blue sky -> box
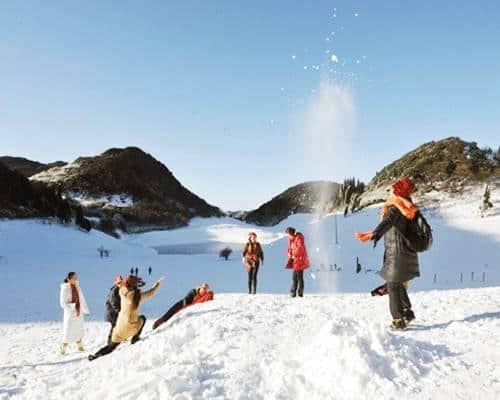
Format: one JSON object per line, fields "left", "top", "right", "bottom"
{"left": 1, "top": 1, "right": 499, "bottom": 210}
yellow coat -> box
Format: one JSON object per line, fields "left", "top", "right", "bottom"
{"left": 111, "top": 283, "right": 159, "bottom": 343}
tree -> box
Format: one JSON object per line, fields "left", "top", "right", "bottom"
{"left": 219, "top": 247, "right": 232, "bottom": 260}
{"left": 481, "top": 185, "right": 493, "bottom": 217}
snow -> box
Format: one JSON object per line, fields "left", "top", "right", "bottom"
{"left": 331, "top": 54, "right": 339, "bottom": 63}
{"left": 0, "top": 190, "right": 499, "bottom": 399}
{"left": 29, "top": 162, "right": 81, "bottom": 182}
{"left": 67, "top": 192, "right": 134, "bottom": 208}
{"left": 1, "top": 290, "right": 500, "bottom": 399}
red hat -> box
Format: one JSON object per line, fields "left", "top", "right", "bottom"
{"left": 114, "top": 274, "right": 124, "bottom": 285}
{"left": 248, "top": 232, "right": 257, "bottom": 237}
{"left": 392, "top": 178, "right": 415, "bottom": 199}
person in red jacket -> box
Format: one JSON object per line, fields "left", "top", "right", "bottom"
{"left": 285, "top": 227, "right": 310, "bottom": 297}
{"left": 152, "top": 283, "right": 214, "bottom": 330}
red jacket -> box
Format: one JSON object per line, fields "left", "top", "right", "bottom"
{"left": 286, "top": 232, "right": 310, "bottom": 271}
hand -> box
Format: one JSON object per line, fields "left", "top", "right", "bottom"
{"left": 155, "top": 276, "right": 165, "bottom": 287}
{"left": 355, "top": 231, "right": 373, "bottom": 243}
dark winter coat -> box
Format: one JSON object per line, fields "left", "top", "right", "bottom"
{"left": 372, "top": 206, "right": 420, "bottom": 283}
{"left": 104, "top": 285, "right": 121, "bottom": 324}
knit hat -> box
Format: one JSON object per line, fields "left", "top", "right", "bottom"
{"left": 392, "top": 178, "right": 415, "bottom": 199}
{"left": 248, "top": 232, "right": 257, "bottom": 238}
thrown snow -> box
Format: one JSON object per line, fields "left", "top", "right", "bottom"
{"left": 331, "top": 54, "right": 339, "bottom": 63}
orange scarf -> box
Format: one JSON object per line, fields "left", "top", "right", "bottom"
{"left": 380, "top": 195, "right": 418, "bottom": 221}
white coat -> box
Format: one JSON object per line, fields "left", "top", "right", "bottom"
{"left": 59, "top": 282, "right": 90, "bottom": 343}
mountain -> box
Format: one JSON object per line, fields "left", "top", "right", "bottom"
{"left": 0, "top": 162, "right": 72, "bottom": 220}
{"left": 356, "top": 137, "right": 499, "bottom": 210}
{"left": 30, "top": 147, "right": 223, "bottom": 231}
{"left": 244, "top": 181, "right": 340, "bottom": 226}
{"left": 0, "top": 156, "right": 66, "bottom": 178}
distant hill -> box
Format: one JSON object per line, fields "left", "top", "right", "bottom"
{"left": 0, "top": 156, "right": 66, "bottom": 178}
{"left": 357, "top": 137, "right": 499, "bottom": 209}
{"left": 244, "top": 181, "right": 340, "bottom": 226}
{"left": 0, "top": 162, "right": 71, "bottom": 220}
{"left": 30, "top": 147, "right": 223, "bottom": 230}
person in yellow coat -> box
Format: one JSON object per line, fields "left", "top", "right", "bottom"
{"left": 88, "top": 275, "right": 163, "bottom": 361}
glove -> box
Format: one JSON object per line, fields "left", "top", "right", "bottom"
{"left": 355, "top": 231, "right": 373, "bottom": 242}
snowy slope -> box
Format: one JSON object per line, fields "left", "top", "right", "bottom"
{"left": 1, "top": 290, "right": 500, "bottom": 399}
{"left": 0, "top": 193, "right": 499, "bottom": 399}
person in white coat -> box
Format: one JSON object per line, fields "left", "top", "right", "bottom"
{"left": 59, "top": 272, "right": 90, "bottom": 355}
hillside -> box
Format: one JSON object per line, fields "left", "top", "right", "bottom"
{"left": 244, "top": 181, "right": 340, "bottom": 226}
{"left": 357, "top": 137, "right": 499, "bottom": 209}
{"left": 0, "top": 162, "right": 71, "bottom": 220}
{"left": 0, "top": 156, "right": 66, "bottom": 178}
{"left": 30, "top": 147, "right": 223, "bottom": 230}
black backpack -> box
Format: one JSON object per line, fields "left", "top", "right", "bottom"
{"left": 407, "top": 211, "right": 433, "bottom": 252}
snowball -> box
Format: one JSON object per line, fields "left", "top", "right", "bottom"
{"left": 331, "top": 54, "right": 339, "bottom": 63}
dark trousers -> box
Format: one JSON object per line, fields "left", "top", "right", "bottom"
{"left": 291, "top": 270, "right": 304, "bottom": 297}
{"left": 387, "top": 282, "right": 412, "bottom": 320}
{"left": 107, "top": 320, "right": 117, "bottom": 345}
{"left": 248, "top": 263, "right": 260, "bottom": 294}
{"left": 94, "top": 316, "right": 145, "bottom": 359}
{"left": 155, "top": 300, "right": 185, "bottom": 328}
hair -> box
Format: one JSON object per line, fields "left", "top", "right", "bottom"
{"left": 64, "top": 272, "right": 76, "bottom": 283}
{"left": 125, "top": 275, "right": 141, "bottom": 308}
{"left": 285, "top": 227, "right": 296, "bottom": 235}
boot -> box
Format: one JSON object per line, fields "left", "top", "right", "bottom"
{"left": 403, "top": 309, "right": 415, "bottom": 324}
{"left": 76, "top": 340, "right": 84, "bottom": 352}
{"left": 391, "top": 318, "right": 407, "bottom": 331}
{"left": 290, "top": 291, "right": 297, "bottom": 298}
{"left": 88, "top": 354, "right": 98, "bottom": 361}
{"left": 59, "top": 343, "right": 68, "bottom": 355}
{"left": 152, "top": 319, "right": 162, "bottom": 330}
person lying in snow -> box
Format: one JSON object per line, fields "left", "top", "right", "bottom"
{"left": 356, "top": 177, "right": 421, "bottom": 330}
{"left": 152, "top": 283, "right": 214, "bottom": 330}
{"left": 88, "top": 275, "right": 163, "bottom": 361}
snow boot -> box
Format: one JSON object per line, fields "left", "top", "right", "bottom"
{"left": 76, "top": 340, "right": 85, "bottom": 352}
{"left": 88, "top": 354, "right": 98, "bottom": 362}
{"left": 391, "top": 319, "right": 407, "bottom": 331}
{"left": 403, "top": 309, "right": 415, "bottom": 324}
{"left": 59, "top": 343, "right": 68, "bottom": 355}
{"left": 290, "top": 291, "right": 297, "bottom": 298}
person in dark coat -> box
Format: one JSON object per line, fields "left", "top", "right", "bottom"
{"left": 285, "top": 227, "right": 310, "bottom": 298}
{"left": 152, "top": 283, "right": 214, "bottom": 330}
{"left": 104, "top": 275, "right": 123, "bottom": 344}
{"left": 356, "top": 177, "right": 420, "bottom": 330}
{"left": 242, "top": 232, "right": 264, "bottom": 294}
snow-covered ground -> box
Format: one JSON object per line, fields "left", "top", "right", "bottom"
{"left": 1, "top": 290, "right": 500, "bottom": 399}
{"left": 0, "top": 193, "right": 499, "bottom": 399}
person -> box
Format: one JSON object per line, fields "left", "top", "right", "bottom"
{"left": 59, "top": 272, "right": 90, "bottom": 355}
{"left": 104, "top": 274, "right": 123, "bottom": 344}
{"left": 130, "top": 267, "right": 134, "bottom": 275}
{"left": 285, "top": 227, "right": 310, "bottom": 297}
{"left": 135, "top": 267, "right": 139, "bottom": 276}
{"left": 88, "top": 275, "right": 163, "bottom": 361}
{"left": 152, "top": 283, "right": 214, "bottom": 330}
{"left": 242, "top": 232, "right": 264, "bottom": 294}
{"left": 148, "top": 266, "right": 152, "bottom": 275}
{"left": 355, "top": 177, "right": 420, "bottom": 330}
